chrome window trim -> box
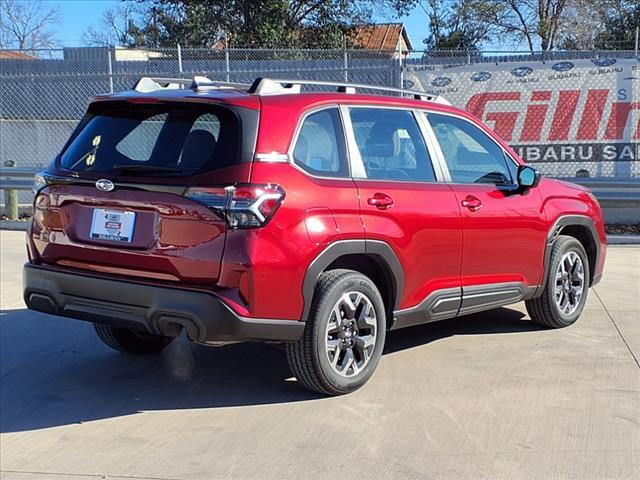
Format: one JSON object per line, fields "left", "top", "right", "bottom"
{"left": 255, "top": 152, "right": 289, "bottom": 163}
{"left": 287, "top": 104, "right": 353, "bottom": 181}
{"left": 341, "top": 104, "right": 442, "bottom": 184}
{"left": 414, "top": 108, "right": 448, "bottom": 182}
{"left": 339, "top": 105, "right": 367, "bottom": 178}
{"left": 421, "top": 110, "right": 521, "bottom": 185}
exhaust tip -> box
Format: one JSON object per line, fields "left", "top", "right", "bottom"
{"left": 25, "top": 292, "right": 59, "bottom": 315}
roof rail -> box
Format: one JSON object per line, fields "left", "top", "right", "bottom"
{"left": 247, "top": 78, "right": 450, "bottom": 105}
{"left": 132, "top": 76, "right": 250, "bottom": 93}
{"left": 133, "top": 77, "right": 191, "bottom": 92}
{"left": 130, "top": 76, "right": 450, "bottom": 105}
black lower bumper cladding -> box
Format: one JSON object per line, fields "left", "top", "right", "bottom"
{"left": 23, "top": 264, "right": 304, "bottom": 343}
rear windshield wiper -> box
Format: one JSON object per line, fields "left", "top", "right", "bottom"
{"left": 113, "top": 164, "right": 182, "bottom": 175}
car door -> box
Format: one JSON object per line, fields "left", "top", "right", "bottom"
{"left": 423, "top": 111, "right": 548, "bottom": 314}
{"left": 342, "top": 105, "right": 463, "bottom": 327}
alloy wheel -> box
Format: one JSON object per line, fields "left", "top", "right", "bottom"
{"left": 324, "top": 291, "right": 377, "bottom": 377}
{"left": 555, "top": 251, "right": 585, "bottom": 316}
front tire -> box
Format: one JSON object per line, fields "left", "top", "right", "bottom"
{"left": 526, "top": 235, "right": 590, "bottom": 328}
{"left": 94, "top": 324, "right": 174, "bottom": 354}
{"left": 285, "top": 269, "right": 386, "bottom": 396}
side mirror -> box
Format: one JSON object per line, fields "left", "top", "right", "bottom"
{"left": 517, "top": 165, "right": 541, "bottom": 188}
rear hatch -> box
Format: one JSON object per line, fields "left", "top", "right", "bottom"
{"left": 30, "top": 98, "right": 257, "bottom": 284}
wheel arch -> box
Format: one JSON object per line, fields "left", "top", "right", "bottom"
{"left": 301, "top": 240, "right": 404, "bottom": 327}
{"left": 541, "top": 215, "right": 600, "bottom": 293}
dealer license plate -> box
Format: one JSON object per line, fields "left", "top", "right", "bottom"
{"left": 90, "top": 209, "right": 136, "bottom": 242}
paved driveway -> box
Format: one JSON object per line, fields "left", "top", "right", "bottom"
{"left": 1, "top": 230, "right": 638, "bottom": 480}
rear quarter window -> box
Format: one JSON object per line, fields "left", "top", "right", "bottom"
{"left": 292, "top": 108, "right": 348, "bottom": 178}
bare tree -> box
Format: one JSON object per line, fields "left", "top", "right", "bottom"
{"left": 81, "top": 2, "right": 142, "bottom": 47}
{"left": 420, "top": 0, "right": 500, "bottom": 50}
{"left": 556, "top": 0, "right": 609, "bottom": 49}
{"left": 482, "top": 0, "right": 571, "bottom": 51}
{"left": 0, "top": 0, "right": 61, "bottom": 50}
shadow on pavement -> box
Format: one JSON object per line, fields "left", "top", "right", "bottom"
{"left": 0, "top": 306, "right": 541, "bottom": 433}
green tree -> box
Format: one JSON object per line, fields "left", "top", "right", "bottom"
{"left": 124, "top": 0, "right": 417, "bottom": 48}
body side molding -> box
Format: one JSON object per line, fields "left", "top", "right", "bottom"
{"left": 458, "top": 282, "right": 537, "bottom": 316}
{"left": 391, "top": 286, "right": 461, "bottom": 330}
{"left": 391, "top": 282, "right": 538, "bottom": 331}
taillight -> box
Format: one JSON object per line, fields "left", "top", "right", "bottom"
{"left": 184, "top": 184, "right": 284, "bottom": 229}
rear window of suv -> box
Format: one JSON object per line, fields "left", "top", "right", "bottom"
{"left": 59, "top": 102, "right": 240, "bottom": 176}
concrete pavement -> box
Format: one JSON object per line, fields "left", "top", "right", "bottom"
{"left": 1, "top": 230, "right": 638, "bottom": 480}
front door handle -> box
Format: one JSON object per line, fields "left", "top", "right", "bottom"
{"left": 461, "top": 195, "right": 482, "bottom": 212}
{"left": 367, "top": 193, "right": 394, "bottom": 210}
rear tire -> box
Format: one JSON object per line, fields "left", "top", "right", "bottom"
{"left": 526, "top": 235, "right": 590, "bottom": 328}
{"left": 285, "top": 269, "right": 386, "bottom": 396}
{"left": 94, "top": 324, "right": 174, "bottom": 354}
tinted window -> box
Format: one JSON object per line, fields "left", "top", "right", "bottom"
{"left": 349, "top": 108, "right": 435, "bottom": 182}
{"left": 115, "top": 113, "right": 166, "bottom": 161}
{"left": 427, "top": 113, "right": 516, "bottom": 184}
{"left": 60, "top": 103, "right": 239, "bottom": 177}
{"left": 292, "top": 108, "right": 348, "bottom": 177}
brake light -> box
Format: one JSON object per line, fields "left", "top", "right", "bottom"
{"left": 184, "top": 184, "right": 285, "bottom": 228}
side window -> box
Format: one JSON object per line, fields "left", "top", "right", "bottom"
{"left": 348, "top": 108, "right": 436, "bottom": 182}
{"left": 292, "top": 108, "right": 348, "bottom": 178}
{"left": 427, "top": 113, "right": 516, "bottom": 184}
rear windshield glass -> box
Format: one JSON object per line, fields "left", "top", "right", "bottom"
{"left": 59, "top": 102, "right": 240, "bottom": 176}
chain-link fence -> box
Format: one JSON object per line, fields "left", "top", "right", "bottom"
{"left": 1, "top": 46, "right": 639, "bottom": 185}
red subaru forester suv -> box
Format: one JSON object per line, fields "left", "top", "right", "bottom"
{"left": 24, "top": 77, "right": 606, "bottom": 395}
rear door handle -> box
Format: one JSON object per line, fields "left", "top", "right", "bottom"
{"left": 461, "top": 195, "right": 482, "bottom": 211}
{"left": 367, "top": 193, "right": 394, "bottom": 210}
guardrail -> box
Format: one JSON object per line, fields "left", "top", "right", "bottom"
{"left": 0, "top": 164, "right": 38, "bottom": 220}
{"left": 1, "top": 167, "right": 639, "bottom": 220}
{"left": 556, "top": 178, "right": 640, "bottom": 205}
{"left": 0, "top": 167, "right": 38, "bottom": 190}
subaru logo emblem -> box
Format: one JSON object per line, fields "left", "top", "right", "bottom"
{"left": 431, "top": 76, "right": 451, "bottom": 87}
{"left": 470, "top": 71, "right": 491, "bottom": 82}
{"left": 592, "top": 58, "right": 616, "bottom": 67}
{"left": 511, "top": 66, "right": 533, "bottom": 77}
{"left": 552, "top": 61, "right": 574, "bottom": 72}
{"left": 96, "top": 179, "right": 114, "bottom": 192}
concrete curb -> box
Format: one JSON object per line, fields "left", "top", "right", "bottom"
{"left": 606, "top": 234, "right": 640, "bottom": 245}
{"left": 0, "top": 220, "right": 28, "bottom": 231}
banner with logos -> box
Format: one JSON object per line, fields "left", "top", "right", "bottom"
{"left": 404, "top": 58, "right": 639, "bottom": 178}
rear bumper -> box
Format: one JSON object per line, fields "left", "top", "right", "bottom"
{"left": 23, "top": 264, "right": 304, "bottom": 343}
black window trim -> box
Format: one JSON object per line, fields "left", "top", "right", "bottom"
{"left": 422, "top": 110, "right": 521, "bottom": 186}
{"left": 288, "top": 104, "right": 353, "bottom": 181}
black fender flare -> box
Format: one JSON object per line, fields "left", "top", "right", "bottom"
{"left": 538, "top": 214, "right": 600, "bottom": 296}
{"left": 300, "top": 240, "right": 404, "bottom": 322}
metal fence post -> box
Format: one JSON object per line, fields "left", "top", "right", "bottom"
{"left": 225, "top": 47, "right": 230, "bottom": 83}
{"left": 398, "top": 50, "right": 404, "bottom": 89}
{"left": 635, "top": 26, "right": 639, "bottom": 57}
{"left": 2, "top": 161, "right": 19, "bottom": 221}
{"left": 343, "top": 35, "right": 348, "bottom": 82}
{"left": 107, "top": 47, "right": 113, "bottom": 93}
{"left": 177, "top": 43, "right": 183, "bottom": 73}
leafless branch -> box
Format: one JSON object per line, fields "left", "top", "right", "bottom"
{"left": 0, "top": 0, "right": 61, "bottom": 50}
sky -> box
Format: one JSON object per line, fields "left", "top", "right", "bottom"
{"left": 50, "top": 0, "right": 431, "bottom": 49}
